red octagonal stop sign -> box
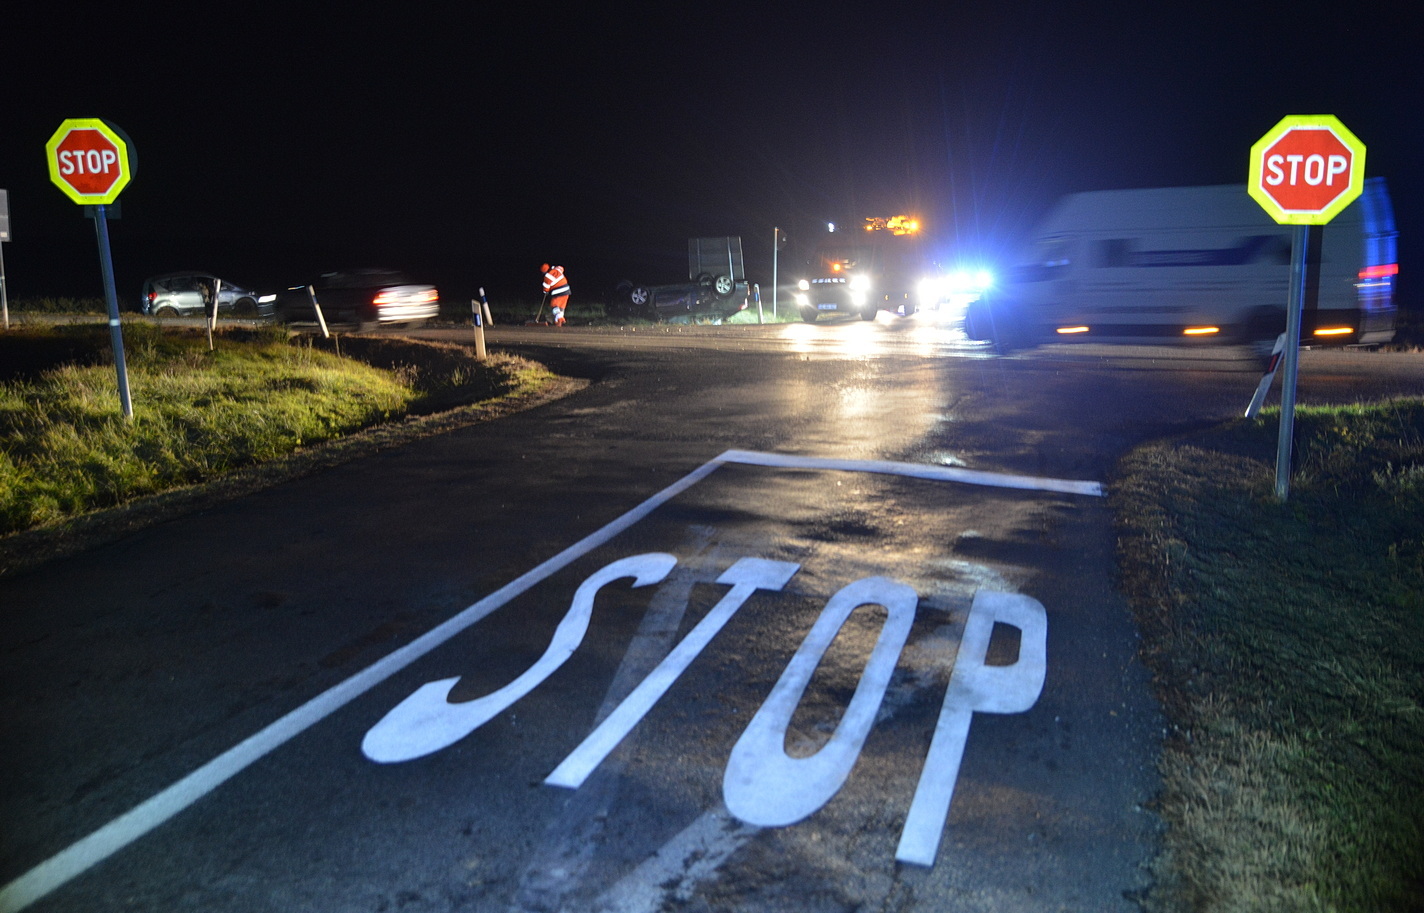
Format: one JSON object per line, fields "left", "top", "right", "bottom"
{"left": 45, "top": 119, "right": 132, "bottom": 205}
{"left": 1248, "top": 115, "right": 1365, "bottom": 225}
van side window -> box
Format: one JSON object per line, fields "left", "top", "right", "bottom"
{"left": 1097, "top": 239, "right": 1130, "bottom": 268}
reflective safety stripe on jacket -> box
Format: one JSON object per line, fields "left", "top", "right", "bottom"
{"left": 543, "top": 266, "right": 570, "bottom": 298}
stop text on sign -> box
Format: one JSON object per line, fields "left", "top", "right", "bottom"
{"left": 44, "top": 118, "right": 133, "bottom": 205}
{"left": 58, "top": 146, "right": 120, "bottom": 178}
{"left": 1264, "top": 150, "right": 1348, "bottom": 189}
{"left": 1248, "top": 114, "right": 1365, "bottom": 226}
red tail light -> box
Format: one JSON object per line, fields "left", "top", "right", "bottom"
{"left": 1359, "top": 263, "right": 1398, "bottom": 279}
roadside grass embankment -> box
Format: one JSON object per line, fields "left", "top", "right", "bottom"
{"left": 1114, "top": 398, "right": 1424, "bottom": 912}
{"left": 3, "top": 296, "right": 107, "bottom": 316}
{"left": 0, "top": 323, "right": 561, "bottom": 564}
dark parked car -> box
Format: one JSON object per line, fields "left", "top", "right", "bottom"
{"left": 270, "top": 269, "right": 439, "bottom": 329}
{"left": 141, "top": 271, "right": 270, "bottom": 317}
{"left": 606, "top": 237, "right": 754, "bottom": 323}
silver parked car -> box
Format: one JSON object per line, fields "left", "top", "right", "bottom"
{"left": 141, "top": 271, "right": 271, "bottom": 318}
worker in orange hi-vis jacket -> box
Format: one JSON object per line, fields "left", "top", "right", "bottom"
{"left": 541, "top": 263, "right": 570, "bottom": 326}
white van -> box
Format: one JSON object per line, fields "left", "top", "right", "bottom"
{"left": 965, "top": 179, "right": 1398, "bottom": 353}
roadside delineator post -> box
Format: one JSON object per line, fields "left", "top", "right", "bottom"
{"left": 307, "top": 285, "right": 330, "bottom": 339}
{"left": 470, "top": 298, "right": 487, "bottom": 360}
{"left": 206, "top": 278, "right": 222, "bottom": 351}
{"left": 479, "top": 287, "right": 494, "bottom": 327}
{"left": 1244, "top": 333, "right": 1287, "bottom": 419}
{"left": 1, "top": 189, "right": 11, "bottom": 330}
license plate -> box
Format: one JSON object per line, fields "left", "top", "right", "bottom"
{"left": 817, "top": 303, "right": 837, "bottom": 310}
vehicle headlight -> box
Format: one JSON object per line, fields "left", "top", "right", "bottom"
{"left": 918, "top": 277, "right": 948, "bottom": 302}
{"left": 258, "top": 294, "right": 276, "bottom": 303}
{"left": 849, "top": 274, "right": 871, "bottom": 291}
{"left": 797, "top": 279, "right": 810, "bottom": 291}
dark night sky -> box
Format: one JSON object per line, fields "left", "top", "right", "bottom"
{"left": 3, "top": 1, "right": 1418, "bottom": 310}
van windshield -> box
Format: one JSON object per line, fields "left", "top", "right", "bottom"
{"left": 1011, "top": 237, "right": 1073, "bottom": 282}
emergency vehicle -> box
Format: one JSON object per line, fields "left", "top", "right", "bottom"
{"left": 793, "top": 216, "right": 947, "bottom": 322}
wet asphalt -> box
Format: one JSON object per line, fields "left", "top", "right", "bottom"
{"left": 3, "top": 317, "right": 1421, "bottom": 912}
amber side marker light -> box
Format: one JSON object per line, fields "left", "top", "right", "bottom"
{"left": 1055, "top": 326, "right": 1090, "bottom": 335}
{"left": 1313, "top": 327, "right": 1354, "bottom": 337}
{"left": 1183, "top": 326, "right": 1220, "bottom": 336}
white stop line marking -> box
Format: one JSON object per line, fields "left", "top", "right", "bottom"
{"left": 0, "top": 451, "right": 1100, "bottom": 913}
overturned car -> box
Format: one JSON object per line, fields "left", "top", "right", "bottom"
{"left": 606, "top": 237, "right": 753, "bottom": 323}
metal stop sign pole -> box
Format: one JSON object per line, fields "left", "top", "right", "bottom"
{"left": 92, "top": 204, "right": 133, "bottom": 419}
{"left": 1274, "top": 224, "right": 1315, "bottom": 500}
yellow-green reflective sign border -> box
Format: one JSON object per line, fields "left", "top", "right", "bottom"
{"left": 45, "top": 118, "right": 132, "bottom": 205}
{"left": 1248, "top": 114, "right": 1365, "bottom": 226}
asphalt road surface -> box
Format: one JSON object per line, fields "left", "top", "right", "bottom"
{"left": 4, "top": 313, "right": 1422, "bottom": 912}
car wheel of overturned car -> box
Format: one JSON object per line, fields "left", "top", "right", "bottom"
{"left": 713, "top": 274, "right": 736, "bottom": 299}
{"left": 606, "top": 281, "right": 633, "bottom": 318}
{"left": 629, "top": 285, "right": 652, "bottom": 311}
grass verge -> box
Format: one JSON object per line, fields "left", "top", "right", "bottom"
{"left": 1113, "top": 398, "right": 1424, "bottom": 911}
{"left": 0, "top": 323, "right": 577, "bottom": 575}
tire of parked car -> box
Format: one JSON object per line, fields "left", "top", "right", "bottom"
{"left": 152, "top": 305, "right": 180, "bottom": 318}
{"left": 799, "top": 305, "right": 818, "bottom": 323}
